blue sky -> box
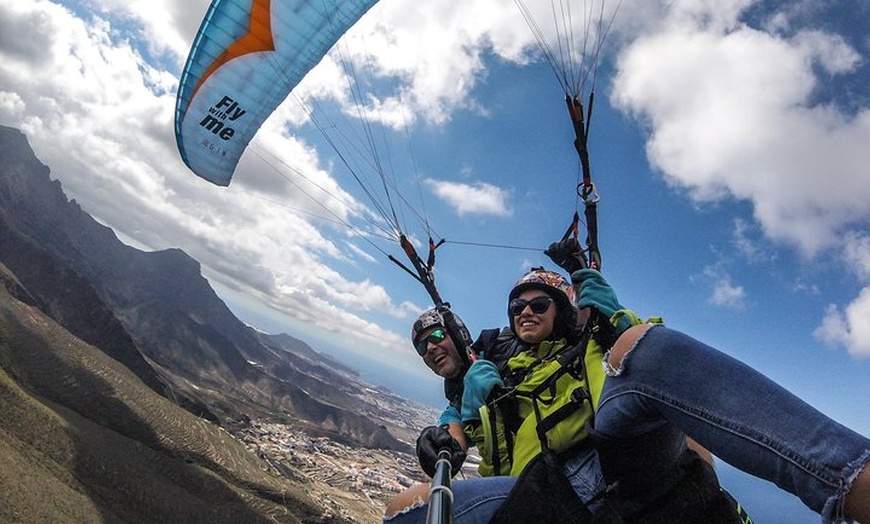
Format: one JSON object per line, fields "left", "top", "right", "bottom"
{"left": 1, "top": 1, "right": 869, "bottom": 522}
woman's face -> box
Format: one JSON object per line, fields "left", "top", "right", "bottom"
{"left": 511, "top": 289, "right": 557, "bottom": 345}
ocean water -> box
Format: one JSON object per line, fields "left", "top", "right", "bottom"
{"left": 717, "top": 462, "right": 819, "bottom": 524}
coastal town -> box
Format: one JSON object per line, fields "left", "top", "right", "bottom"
{"left": 234, "top": 419, "right": 482, "bottom": 523}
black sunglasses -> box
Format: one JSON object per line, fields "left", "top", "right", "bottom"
{"left": 508, "top": 296, "right": 553, "bottom": 316}
{"left": 415, "top": 328, "right": 447, "bottom": 356}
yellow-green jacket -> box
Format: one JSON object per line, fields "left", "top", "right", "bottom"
{"left": 469, "top": 310, "right": 651, "bottom": 477}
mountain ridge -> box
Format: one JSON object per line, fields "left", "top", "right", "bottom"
{"left": 0, "top": 124, "right": 417, "bottom": 450}
{"left": 0, "top": 124, "right": 432, "bottom": 523}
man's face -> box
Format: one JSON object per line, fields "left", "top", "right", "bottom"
{"left": 418, "top": 326, "right": 464, "bottom": 379}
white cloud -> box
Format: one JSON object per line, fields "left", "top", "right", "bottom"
{"left": 813, "top": 233, "right": 870, "bottom": 357}
{"left": 815, "top": 288, "right": 870, "bottom": 357}
{"left": 700, "top": 262, "right": 747, "bottom": 309}
{"left": 709, "top": 277, "right": 747, "bottom": 309}
{"left": 731, "top": 217, "right": 771, "bottom": 263}
{"left": 611, "top": 4, "right": 870, "bottom": 258}
{"left": 312, "top": 0, "right": 637, "bottom": 129}
{"left": 341, "top": 0, "right": 532, "bottom": 125}
{"left": 424, "top": 178, "right": 512, "bottom": 217}
{"left": 0, "top": 91, "right": 25, "bottom": 117}
{"left": 82, "top": 0, "right": 207, "bottom": 62}
{"left": 610, "top": 2, "right": 870, "bottom": 361}
{"left": 842, "top": 232, "right": 870, "bottom": 283}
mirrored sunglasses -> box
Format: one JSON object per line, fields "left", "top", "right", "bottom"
{"left": 508, "top": 296, "right": 553, "bottom": 316}
{"left": 415, "top": 328, "right": 447, "bottom": 356}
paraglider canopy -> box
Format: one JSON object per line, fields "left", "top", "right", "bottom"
{"left": 175, "top": 0, "right": 381, "bottom": 186}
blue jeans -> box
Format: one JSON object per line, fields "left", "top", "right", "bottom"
{"left": 595, "top": 325, "right": 870, "bottom": 523}
{"left": 385, "top": 325, "right": 870, "bottom": 524}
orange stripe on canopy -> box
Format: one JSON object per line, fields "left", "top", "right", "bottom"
{"left": 192, "top": 0, "right": 275, "bottom": 101}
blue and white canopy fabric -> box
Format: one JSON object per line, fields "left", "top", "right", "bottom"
{"left": 175, "top": 0, "right": 380, "bottom": 185}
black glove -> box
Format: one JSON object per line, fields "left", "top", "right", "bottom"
{"left": 415, "top": 425, "right": 466, "bottom": 478}
{"left": 545, "top": 237, "right": 588, "bottom": 274}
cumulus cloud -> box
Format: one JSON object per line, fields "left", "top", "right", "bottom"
{"left": 702, "top": 265, "right": 747, "bottom": 310}
{"left": 731, "top": 218, "right": 772, "bottom": 263}
{"left": 339, "top": 0, "right": 532, "bottom": 126}
{"left": 424, "top": 178, "right": 512, "bottom": 217}
{"left": 813, "top": 233, "right": 870, "bottom": 357}
{"left": 842, "top": 232, "right": 870, "bottom": 282}
{"left": 608, "top": 2, "right": 870, "bottom": 359}
{"left": 710, "top": 280, "right": 746, "bottom": 309}
{"left": 815, "top": 289, "right": 870, "bottom": 357}
{"left": 611, "top": 4, "right": 869, "bottom": 258}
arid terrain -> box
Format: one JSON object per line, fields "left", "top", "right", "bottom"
{"left": 0, "top": 124, "right": 477, "bottom": 523}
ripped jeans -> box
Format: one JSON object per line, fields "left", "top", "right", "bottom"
{"left": 385, "top": 325, "right": 870, "bottom": 524}
{"left": 596, "top": 325, "right": 870, "bottom": 523}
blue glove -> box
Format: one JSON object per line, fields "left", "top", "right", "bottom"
{"left": 438, "top": 405, "right": 461, "bottom": 426}
{"left": 460, "top": 360, "right": 504, "bottom": 423}
{"left": 573, "top": 269, "right": 629, "bottom": 332}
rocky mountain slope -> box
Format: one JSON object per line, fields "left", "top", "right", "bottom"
{"left": 0, "top": 125, "right": 436, "bottom": 523}
{"left": 0, "top": 265, "right": 333, "bottom": 523}
{"left": 0, "top": 124, "right": 416, "bottom": 450}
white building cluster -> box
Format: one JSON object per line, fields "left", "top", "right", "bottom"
{"left": 235, "top": 420, "right": 424, "bottom": 511}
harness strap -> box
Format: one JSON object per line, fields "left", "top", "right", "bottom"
{"left": 534, "top": 387, "right": 592, "bottom": 444}
{"left": 486, "top": 406, "right": 503, "bottom": 475}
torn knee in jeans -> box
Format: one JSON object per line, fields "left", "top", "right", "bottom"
{"left": 834, "top": 451, "right": 870, "bottom": 524}
{"left": 383, "top": 483, "right": 428, "bottom": 520}
{"left": 603, "top": 323, "right": 656, "bottom": 377}
{"left": 383, "top": 498, "right": 426, "bottom": 520}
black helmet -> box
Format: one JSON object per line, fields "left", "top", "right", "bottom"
{"left": 411, "top": 307, "right": 472, "bottom": 349}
